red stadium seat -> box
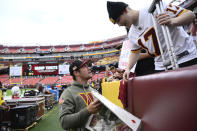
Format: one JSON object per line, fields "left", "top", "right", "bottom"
{"left": 6, "top": 48, "right": 19, "bottom": 54}
{"left": 53, "top": 46, "right": 65, "bottom": 52}
{"left": 39, "top": 47, "right": 50, "bottom": 52}
{"left": 24, "top": 48, "right": 35, "bottom": 53}
{"left": 23, "top": 77, "right": 42, "bottom": 85}
{"left": 39, "top": 76, "right": 59, "bottom": 85}
{"left": 69, "top": 45, "right": 81, "bottom": 52}
{"left": 56, "top": 75, "right": 73, "bottom": 84}
{"left": 3, "top": 77, "right": 24, "bottom": 85}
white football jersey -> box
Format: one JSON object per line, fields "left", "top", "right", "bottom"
{"left": 128, "top": 3, "right": 197, "bottom": 70}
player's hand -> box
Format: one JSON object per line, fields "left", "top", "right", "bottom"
{"left": 87, "top": 99, "right": 102, "bottom": 114}
{"left": 123, "top": 69, "right": 130, "bottom": 83}
{"left": 156, "top": 12, "right": 172, "bottom": 26}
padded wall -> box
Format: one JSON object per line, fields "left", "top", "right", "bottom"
{"left": 127, "top": 65, "right": 197, "bottom": 131}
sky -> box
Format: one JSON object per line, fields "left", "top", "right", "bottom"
{"left": 0, "top": 0, "right": 179, "bottom": 46}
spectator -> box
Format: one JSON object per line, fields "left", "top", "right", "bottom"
{"left": 104, "top": 65, "right": 112, "bottom": 78}
{"left": 115, "top": 33, "right": 155, "bottom": 76}
{"left": 59, "top": 59, "right": 102, "bottom": 130}
{"left": 0, "top": 82, "right": 9, "bottom": 110}
{"left": 106, "top": 1, "right": 197, "bottom": 82}
{"left": 110, "top": 66, "right": 116, "bottom": 75}
{"left": 112, "top": 68, "right": 124, "bottom": 81}
{"left": 37, "top": 84, "right": 51, "bottom": 94}
{"left": 0, "top": 82, "right": 10, "bottom": 126}
{"left": 11, "top": 84, "right": 20, "bottom": 99}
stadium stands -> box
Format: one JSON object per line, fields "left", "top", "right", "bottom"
{"left": 3, "top": 77, "right": 23, "bottom": 85}
{"left": 39, "top": 46, "right": 51, "bottom": 52}
{"left": 23, "top": 77, "right": 43, "bottom": 86}
{"left": 95, "top": 55, "right": 119, "bottom": 65}
{"left": 0, "top": 35, "right": 126, "bottom": 55}
{"left": 6, "top": 47, "right": 20, "bottom": 54}
{"left": 69, "top": 45, "right": 81, "bottom": 52}
{"left": 23, "top": 47, "right": 35, "bottom": 54}
{"left": 56, "top": 75, "right": 73, "bottom": 84}
{"left": 0, "top": 77, "right": 9, "bottom": 83}
{"left": 0, "top": 74, "right": 8, "bottom": 78}
{"left": 0, "top": 35, "right": 126, "bottom": 87}
{"left": 84, "top": 44, "right": 95, "bottom": 51}
{"left": 39, "top": 76, "right": 59, "bottom": 85}
{"left": 53, "top": 46, "right": 66, "bottom": 53}
{"left": 91, "top": 72, "right": 105, "bottom": 81}
{"left": 0, "top": 47, "right": 8, "bottom": 54}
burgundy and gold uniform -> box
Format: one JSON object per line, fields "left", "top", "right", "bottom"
{"left": 129, "top": 3, "right": 197, "bottom": 70}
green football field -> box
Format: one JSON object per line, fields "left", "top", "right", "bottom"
{"left": 30, "top": 104, "right": 64, "bottom": 131}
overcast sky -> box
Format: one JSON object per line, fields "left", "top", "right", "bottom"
{"left": 0, "top": 0, "right": 178, "bottom": 46}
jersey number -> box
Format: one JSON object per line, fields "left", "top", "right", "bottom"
{"left": 166, "top": 4, "right": 180, "bottom": 14}
{"left": 138, "top": 27, "right": 161, "bottom": 56}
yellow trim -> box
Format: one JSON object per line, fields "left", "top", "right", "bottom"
{"left": 78, "top": 92, "right": 93, "bottom": 106}
{"left": 131, "top": 48, "right": 142, "bottom": 53}
{"left": 0, "top": 90, "right": 5, "bottom": 105}
{"left": 83, "top": 50, "right": 119, "bottom": 56}
{"left": 177, "top": 9, "right": 188, "bottom": 17}
{"left": 54, "top": 56, "right": 62, "bottom": 58}
{"left": 26, "top": 57, "right": 33, "bottom": 58}
{"left": 110, "top": 18, "right": 115, "bottom": 24}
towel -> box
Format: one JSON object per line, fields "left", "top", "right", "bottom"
{"left": 118, "top": 72, "right": 135, "bottom": 108}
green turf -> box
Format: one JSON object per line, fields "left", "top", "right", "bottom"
{"left": 6, "top": 89, "right": 12, "bottom": 96}
{"left": 30, "top": 104, "right": 64, "bottom": 131}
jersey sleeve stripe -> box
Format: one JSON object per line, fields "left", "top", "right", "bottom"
{"left": 176, "top": 9, "right": 188, "bottom": 17}
{"left": 131, "top": 47, "right": 143, "bottom": 53}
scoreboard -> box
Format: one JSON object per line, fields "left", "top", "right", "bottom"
{"left": 23, "top": 63, "right": 58, "bottom": 76}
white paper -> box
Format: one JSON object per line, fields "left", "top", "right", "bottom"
{"left": 91, "top": 91, "right": 141, "bottom": 131}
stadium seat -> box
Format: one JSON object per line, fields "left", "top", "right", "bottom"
{"left": 39, "top": 76, "right": 59, "bottom": 85}
{"left": 23, "top": 77, "right": 42, "bottom": 85}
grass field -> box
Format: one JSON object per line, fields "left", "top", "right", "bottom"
{"left": 30, "top": 104, "right": 64, "bottom": 131}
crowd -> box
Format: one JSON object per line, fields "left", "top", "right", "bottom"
{"left": 0, "top": 81, "right": 10, "bottom": 131}
{"left": 59, "top": 1, "right": 197, "bottom": 130}
{"left": 1, "top": 1, "right": 197, "bottom": 131}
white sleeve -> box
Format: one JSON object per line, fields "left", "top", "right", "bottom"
{"left": 128, "top": 28, "right": 142, "bottom": 53}
{"left": 191, "top": 36, "right": 197, "bottom": 41}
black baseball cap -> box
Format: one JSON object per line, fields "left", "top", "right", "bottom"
{"left": 69, "top": 59, "right": 92, "bottom": 76}
{"left": 107, "top": 1, "right": 128, "bottom": 24}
